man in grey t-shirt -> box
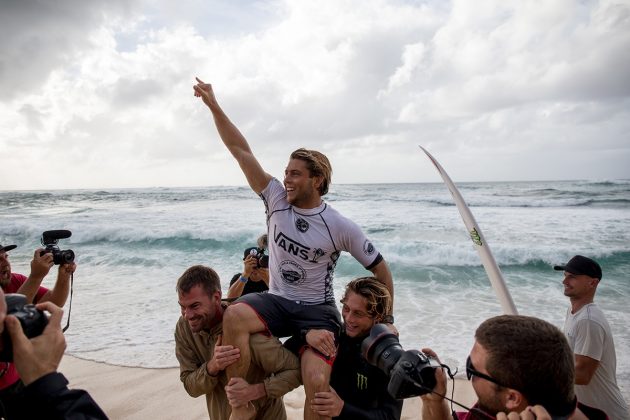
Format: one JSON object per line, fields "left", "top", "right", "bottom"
{"left": 555, "top": 255, "right": 629, "bottom": 419}
{"left": 193, "top": 79, "right": 394, "bottom": 420}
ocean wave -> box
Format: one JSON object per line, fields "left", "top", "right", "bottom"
{"left": 579, "top": 198, "right": 630, "bottom": 208}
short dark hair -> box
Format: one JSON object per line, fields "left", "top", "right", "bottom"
{"left": 341, "top": 277, "right": 392, "bottom": 321}
{"left": 290, "top": 148, "right": 332, "bottom": 196}
{"left": 475, "top": 315, "right": 575, "bottom": 414}
{"left": 176, "top": 265, "right": 221, "bottom": 297}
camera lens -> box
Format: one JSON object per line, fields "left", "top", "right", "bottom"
{"left": 60, "top": 249, "right": 75, "bottom": 264}
{"left": 362, "top": 323, "right": 440, "bottom": 399}
{"left": 361, "top": 323, "right": 404, "bottom": 375}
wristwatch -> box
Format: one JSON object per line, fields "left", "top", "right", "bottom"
{"left": 382, "top": 315, "right": 395, "bottom": 324}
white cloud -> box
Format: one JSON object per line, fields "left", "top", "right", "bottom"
{"left": 1, "top": 0, "right": 629, "bottom": 190}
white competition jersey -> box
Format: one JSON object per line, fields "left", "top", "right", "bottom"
{"left": 261, "top": 178, "right": 382, "bottom": 304}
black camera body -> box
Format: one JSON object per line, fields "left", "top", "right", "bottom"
{"left": 0, "top": 294, "right": 49, "bottom": 362}
{"left": 361, "top": 323, "right": 441, "bottom": 399}
{"left": 40, "top": 230, "right": 75, "bottom": 265}
{"left": 248, "top": 248, "right": 269, "bottom": 269}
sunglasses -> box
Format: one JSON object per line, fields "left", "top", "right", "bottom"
{"left": 466, "top": 356, "right": 506, "bottom": 388}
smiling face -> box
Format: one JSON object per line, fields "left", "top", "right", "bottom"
{"left": 283, "top": 158, "right": 322, "bottom": 208}
{"left": 341, "top": 291, "right": 377, "bottom": 338}
{"left": 178, "top": 284, "right": 221, "bottom": 333}
{"left": 0, "top": 251, "right": 11, "bottom": 287}
{"left": 562, "top": 271, "right": 598, "bottom": 300}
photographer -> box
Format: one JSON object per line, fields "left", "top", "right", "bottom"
{"left": 0, "top": 243, "right": 76, "bottom": 407}
{"left": 300, "top": 277, "right": 402, "bottom": 420}
{"left": 420, "top": 315, "right": 608, "bottom": 420}
{"left": 0, "top": 243, "right": 75, "bottom": 307}
{"left": 227, "top": 236, "right": 270, "bottom": 299}
{"left": 0, "top": 289, "right": 106, "bottom": 419}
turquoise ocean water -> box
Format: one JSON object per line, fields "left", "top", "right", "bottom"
{"left": 1, "top": 180, "right": 629, "bottom": 399}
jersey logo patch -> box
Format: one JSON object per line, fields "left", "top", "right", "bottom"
{"left": 279, "top": 260, "right": 307, "bottom": 285}
{"left": 274, "top": 228, "right": 311, "bottom": 260}
{"left": 310, "top": 248, "right": 326, "bottom": 263}
{"left": 363, "top": 240, "right": 375, "bottom": 256}
{"left": 295, "top": 217, "right": 309, "bottom": 232}
{"left": 356, "top": 373, "right": 368, "bottom": 390}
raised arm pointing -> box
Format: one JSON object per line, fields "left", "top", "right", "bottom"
{"left": 193, "top": 78, "right": 272, "bottom": 193}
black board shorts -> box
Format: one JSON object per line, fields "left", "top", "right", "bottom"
{"left": 236, "top": 292, "right": 342, "bottom": 339}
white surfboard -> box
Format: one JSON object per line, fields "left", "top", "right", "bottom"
{"left": 419, "top": 146, "right": 518, "bottom": 315}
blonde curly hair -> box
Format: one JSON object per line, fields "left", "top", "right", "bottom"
{"left": 340, "top": 277, "right": 392, "bottom": 322}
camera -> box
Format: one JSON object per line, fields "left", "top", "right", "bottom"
{"left": 40, "top": 230, "right": 75, "bottom": 265}
{"left": 248, "top": 247, "right": 269, "bottom": 269}
{"left": 0, "top": 294, "right": 49, "bottom": 362}
{"left": 361, "top": 323, "right": 441, "bottom": 399}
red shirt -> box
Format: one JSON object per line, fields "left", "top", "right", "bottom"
{"left": 1, "top": 273, "right": 49, "bottom": 390}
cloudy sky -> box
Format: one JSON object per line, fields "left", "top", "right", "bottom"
{"left": 1, "top": 0, "right": 629, "bottom": 190}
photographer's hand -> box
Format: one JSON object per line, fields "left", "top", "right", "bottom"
{"left": 242, "top": 256, "right": 257, "bottom": 279}
{"left": 496, "top": 406, "right": 551, "bottom": 420}
{"left": 5, "top": 302, "right": 66, "bottom": 385}
{"left": 420, "top": 348, "right": 447, "bottom": 398}
{"left": 311, "top": 386, "right": 343, "bottom": 417}
{"left": 206, "top": 335, "right": 240, "bottom": 376}
{"left": 38, "top": 261, "right": 76, "bottom": 307}
{"left": 31, "top": 248, "right": 54, "bottom": 279}
{"left": 16, "top": 249, "right": 54, "bottom": 303}
{"left": 58, "top": 262, "right": 77, "bottom": 278}
{"left": 420, "top": 348, "right": 451, "bottom": 420}
{"left": 305, "top": 329, "right": 336, "bottom": 358}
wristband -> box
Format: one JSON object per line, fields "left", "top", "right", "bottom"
{"left": 239, "top": 275, "right": 248, "bottom": 283}
{"left": 382, "top": 315, "right": 394, "bottom": 324}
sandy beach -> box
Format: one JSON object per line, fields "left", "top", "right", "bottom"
{"left": 60, "top": 355, "right": 477, "bottom": 419}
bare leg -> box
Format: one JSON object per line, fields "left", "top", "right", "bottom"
{"left": 301, "top": 348, "right": 333, "bottom": 420}
{"left": 223, "top": 303, "right": 266, "bottom": 420}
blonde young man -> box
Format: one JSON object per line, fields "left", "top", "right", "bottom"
{"left": 193, "top": 79, "right": 393, "bottom": 420}
{"left": 306, "top": 277, "right": 402, "bottom": 419}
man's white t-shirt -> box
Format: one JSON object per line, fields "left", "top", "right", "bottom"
{"left": 564, "top": 303, "right": 630, "bottom": 419}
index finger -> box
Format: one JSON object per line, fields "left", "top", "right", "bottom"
{"left": 528, "top": 406, "right": 551, "bottom": 420}
{"left": 195, "top": 77, "right": 205, "bottom": 84}
{"left": 35, "top": 301, "right": 64, "bottom": 328}
{"left": 421, "top": 347, "right": 439, "bottom": 359}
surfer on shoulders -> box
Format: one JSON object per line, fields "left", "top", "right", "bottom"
{"left": 193, "top": 78, "right": 394, "bottom": 420}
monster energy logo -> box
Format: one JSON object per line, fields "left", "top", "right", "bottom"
{"left": 469, "top": 228, "right": 483, "bottom": 246}
{"left": 357, "top": 373, "right": 368, "bottom": 390}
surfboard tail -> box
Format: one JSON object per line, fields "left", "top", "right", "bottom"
{"left": 419, "top": 146, "right": 518, "bottom": 315}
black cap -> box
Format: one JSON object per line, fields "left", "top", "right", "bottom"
{"left": 243, "top": 247, "right": 261, "bottom": 260}
{"left": 554, "top": 255, "right": 602, "bottom": 280}
{"left": 0, "top": 244, "right": 17, "bottom": 253}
